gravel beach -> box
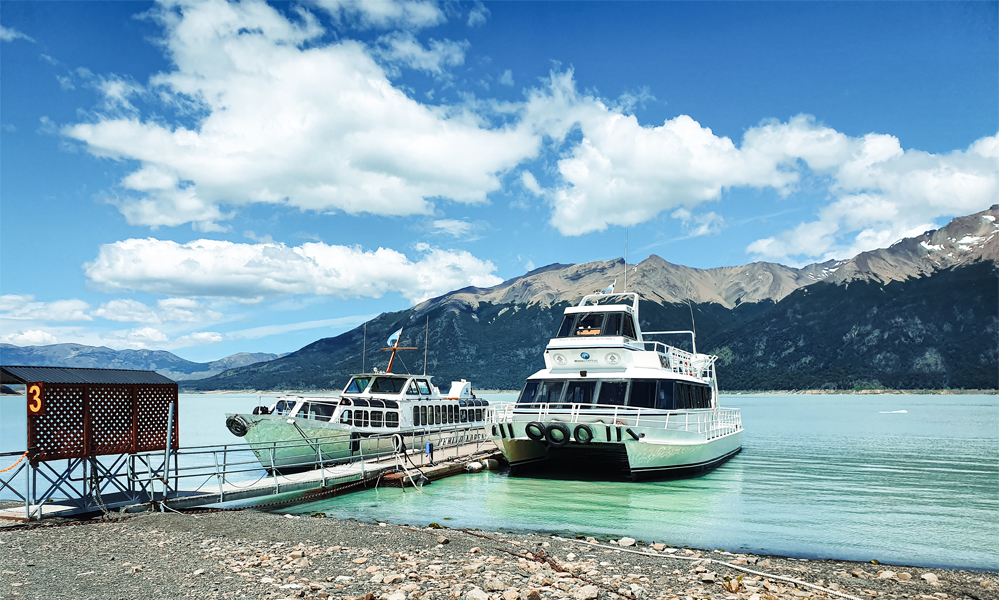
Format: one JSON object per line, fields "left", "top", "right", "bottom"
{"left": 0, "top": 510, "right": 996, "bottom": 600}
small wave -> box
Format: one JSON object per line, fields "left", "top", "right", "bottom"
{"left": 878, "top": 410, "right": 908, "bottom": 414}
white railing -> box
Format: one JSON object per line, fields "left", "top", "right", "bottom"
{"left": 488, "top": 403, "right": 741, "bottom": 441}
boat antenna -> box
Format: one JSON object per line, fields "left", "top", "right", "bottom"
{"left": 687, "top": 299, "right": 697, "bottom": 354}
{"left": 362, "top": 322, "right": 367, "bottom": 373}
{"left": 623, "top": 227, "right": 628, "bottom": 291}
{"left": 423, "top": 315, "right": 429, "bottom": 376}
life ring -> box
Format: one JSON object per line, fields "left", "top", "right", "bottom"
{"left": 252, "top": 405, "right": 270, "bottom": 415}
{"left": 573, "top": 424, "right": 594, "bottom": 444}
{"left": 545, "top": 423, "right": 572, "bottom": 448}
{"left": 525, "top": 421, "right": 547, "bottom": 442}
{"left": 226, "top": 415, "right": 250, "bottom": 437}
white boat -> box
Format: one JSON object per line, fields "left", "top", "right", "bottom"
{"left": 487, "top": 292, "right": 743, "bottom": 480}
{"left": 225, "top": 330, "right": 489, "bottom": 472}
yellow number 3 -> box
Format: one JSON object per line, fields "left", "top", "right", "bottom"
{"left": 27, "top": 385, "right": 42, "bottom": 414}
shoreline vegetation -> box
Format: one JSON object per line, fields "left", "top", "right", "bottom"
{"left": 0, "top": 511, "right": 996, "bottom": 600}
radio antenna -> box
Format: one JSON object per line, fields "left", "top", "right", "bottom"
{"left": 423, "top": 315, "right": 429, "bottom": 376}
{"left": 623, "top": 227, "right": 628, "bottom": 291}
{"left": 687, "top": 300, "right": 697, "bottom": 354}
{"left": 362, "top": 322, "right": 367, "bottom": 373}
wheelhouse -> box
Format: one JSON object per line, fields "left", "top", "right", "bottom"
{"left": 516, "top": 377, "right": 713, "bottom": 410}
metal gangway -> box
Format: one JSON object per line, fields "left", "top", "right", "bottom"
{"left": 0, "top": 424, "right": 493, "bottom": 521}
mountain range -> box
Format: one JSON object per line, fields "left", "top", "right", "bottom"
{"left": 182, "top": 205, "right": 998, "bottom": 392}
{"left": 0, "top": 344, "right": 282, "bottom": 381}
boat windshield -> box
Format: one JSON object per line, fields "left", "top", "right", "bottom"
{"left": 371, "top": 377, "right": 407, "bottom": 394}
{"left": 556, "top": 311, "right": 637, "bottom": 339}
{"left": 344, "top": 377, "right": 372, "bottom": 394}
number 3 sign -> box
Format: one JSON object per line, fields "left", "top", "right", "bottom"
{"left": 26, "top": 383, "right": 45, "bottom": 415}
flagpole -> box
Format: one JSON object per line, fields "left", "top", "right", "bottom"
{"left": 423, "top": 315, "right": 429, "bottom": 376}
{"left": 362, "top": 323, "right": 367, "bottom": 373}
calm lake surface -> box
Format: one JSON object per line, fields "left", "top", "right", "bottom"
{"left": 1, "top": 392, "right": 997, "bottom": 570}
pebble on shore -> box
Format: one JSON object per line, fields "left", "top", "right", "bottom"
{"left": 0, "top": 511, "right": 996, "bottom": 600}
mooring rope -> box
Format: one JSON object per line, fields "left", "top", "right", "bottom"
{"left": 0, "top": 451, "right": 28, "bottom": 473}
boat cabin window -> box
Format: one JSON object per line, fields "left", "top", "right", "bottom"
{"left": 372, "top": 377, "right": 406, "bottom": 394}
{"left": 407, "top": 381, "right": 419, "bottom": 395}
{"left": 564, "top": 381, "right": 596, "bottom": 407}
{"left": 340, "top": 410, "right": 351, "bottom": 424}
{"left": 385, "top": 412, "right": 399, "bottom": 428}
{"left": 370, "top": 411, "right": 383, "bottom": 427}
{"left": 628, "top": 380, "right": 657, "bottom": 409}
{"left": 555, "top": 312, "right": 638, "bottom": 340}
{"left": 295, "top": 402, "right": 335, "bottom": 421}
{"left": 460, "top": 408, "right": 468, "bottom": 423}
{"left": 354, "top": 410, "right": 369, "bottom": 427}
{"left": 673, "top": 382, "right": 712, "bottom": 409}
{"left": 344, "top": 377, "right": 371, "bottom": 394}
{"left": 416, "top": 380, "right": 431, "bottom": 395}
{"left": 597, "top": 381, "right": 628, "bottom": 406}
{"left": 273, "top": 400, "right": 296, "bottom": 416}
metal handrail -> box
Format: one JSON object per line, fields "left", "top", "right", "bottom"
{"left": 487, "top": 403, "right": 741, "bottom": 440}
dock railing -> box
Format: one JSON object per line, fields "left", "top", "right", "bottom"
{"left": 489, "top": 403, "right": 741, "bottom": 441}
{"left": 1, "top": 424, "right": 492, "bottom": 517}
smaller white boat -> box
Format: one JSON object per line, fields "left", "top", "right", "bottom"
{"left": 226, "top": 329, "right": 488, "bottom": 472}
{"left": 488, "top": 292, "right": 743, "bottom": 481}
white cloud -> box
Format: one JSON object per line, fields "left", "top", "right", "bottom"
{"left": 431, "top": 219, "right": 474, "bottom": 238}
{"left": 314, "top": 0, "right": 444, "bottom": 30}
{"left": 519, "top": 70, "right": 798, "bottom": 236}
{"left": 62, "top": 0, "right": 537, "bottom": 231}
{"left": 175, "top": 331, "right": 224, "bottom": 346}
{"left": 671, "top": 209, "right": 725, "bottom": 238}
{"left": 84, "top": 238, "right": 503, "bottom": 304}
{"left": 521, "top": 171, "right": 542, "bottom": 195}
{"left": 108, "top": 327, "right": 170, "bottom": 348}
{"left": 0, "top": 295, "right": 92, "bottom": 322}
{"left": 467, "top": 2, "right": 490, "bottom": 27}
{"left": 744, "top": 130, "right": 1000, "bottom": 263}
{"left": 499, "top": 69, "right": 514, "bottom": 86}
{"left": 93, "top": 298, "right": 223, "bottom": 324}
{"left": 225, "top": 314, "right": 375, "bottom": 340}
{"left": 375, "top": 31, "right": 468, "bottom": 76}
{"left": 0, "top": 25, "right": 34, "bottom": 43}
{"left": 2, "top": 330, "right": 58, "bottom": 346}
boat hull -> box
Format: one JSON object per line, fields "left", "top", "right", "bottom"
{"left": 231, "top": 413, "right": 487, "bottom": 472}
{"left": 491, "top": 422, "right": 742, "bottom": 481}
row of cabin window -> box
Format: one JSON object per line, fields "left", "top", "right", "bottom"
{"left": 271, "top": 400, "right": 338, "bottom": 420}
{"left": 339, "top": 409, "right": 400, "bottom": 428}
{"left": 344, "top": 376, "right": 433, "bottom": 395}
{"left": 517, "top": 379, "right": 712, "bottom": 410}
{"left": 555, "top": 311, "right": 638, "bottom": 339}
{"left": 412, "top": 404, "right": 484, "bottom": 426}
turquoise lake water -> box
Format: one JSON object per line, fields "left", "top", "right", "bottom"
{"left": 1, "top": 392, "right": 997, "bottom": 570}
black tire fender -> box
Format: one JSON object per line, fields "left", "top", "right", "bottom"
{"left": 525, "top": 421, "right": 547, "bottom": 442}
{"left": 545, "top": 422, "right": 572, "bottom": 448}
{"left": 573, "top": 424, "right": 594, "bottom": 444}
{"left": 226, "top": 415, "right": 250, "bottom": 437}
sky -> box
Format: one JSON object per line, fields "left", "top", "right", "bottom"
{"left": 1, "top": 0, "right": 997, "bottom": 362}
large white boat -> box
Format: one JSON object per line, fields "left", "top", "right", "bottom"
{"left": 487, "top": 292, "right": 743, "bottom": 480}
{"left": 225, "top": 331, "right": 489, "bottom": 472}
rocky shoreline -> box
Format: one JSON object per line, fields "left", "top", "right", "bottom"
{"left": 0, "top": 511, "right": 996, "bottom": 600}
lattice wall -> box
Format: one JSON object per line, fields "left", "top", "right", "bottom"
{"left": 27, "top": 383, "right": 178, "bottom": 462}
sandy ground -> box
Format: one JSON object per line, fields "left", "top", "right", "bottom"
{"left": 0, "top": 510, "right": 996, "bottom": 600}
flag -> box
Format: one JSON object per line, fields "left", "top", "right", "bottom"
{"left": 601, "top": 279, "right": 617, "bottom": 294}
{"left": 386, "top": 328, "right": 403, "bottom": 347}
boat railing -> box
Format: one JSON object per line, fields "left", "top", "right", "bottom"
{"left": 637, "top": 341, "right": 717, "bottom": 380}
{"left": 488, "top": 403, "right": 741, "bottom": 440}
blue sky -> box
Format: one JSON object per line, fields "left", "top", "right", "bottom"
{"left": 1, "top": 1, "right": 997, "bottom": 362}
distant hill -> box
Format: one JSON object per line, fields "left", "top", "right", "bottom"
{"left": 0, "top": 344, "right": 282, "bottom": 381}
{"left": 185, "top": 206, "right": 998, "bottom": 392}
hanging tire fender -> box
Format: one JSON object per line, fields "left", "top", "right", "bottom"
{"left": 525, "top": 421, "right": 547, "bottom": 442}
{"left": 545, "top": 422, "right": 572, "bottom": 448}
{"left": 226, "top": 415, "right": 251, "bottom": 437}
{"left": 573, "top": 424, "right": 594, "bottom": 444}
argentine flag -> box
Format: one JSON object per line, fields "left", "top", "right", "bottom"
{"left": 386, "top": 328, "right": 403, "bottom": 347}
{"left": 601, "top": 279, "right": 617, "bottom": 294}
